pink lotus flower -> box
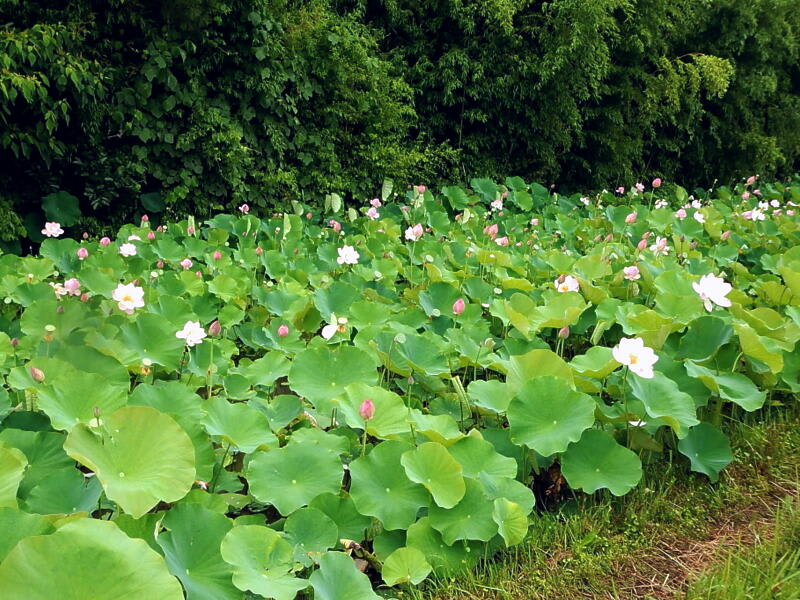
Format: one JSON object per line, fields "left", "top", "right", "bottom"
{"left": 616, "top": 187, "right": 625, "bottom": 194}
{"left": 652, "top": 178, "right": 662, "bottom": 188}
{"left": 119, "top": 243, "right": 137, "bottom": 257}
{"left": 278, "top": 324, "right": 289, "bottom": 338}
{"left": 213, "top": 250, "right": 222, "bottom": 260}
{"left": 675, "top": 208, "right": 687, "bottom": 219}
{"left": 625, "top": 212, "right": 637, "bottom": 225}
{"left": 495, "top": 236, "right": 509, "bottom": 246}
{"left": 370, "top": 198, "right": 382, "bottom": 208}
{"left": 100, "top": 237, "right": 111, "bottom": 247}
{"left": 741, "top": 191, "right": 751, "bottom": 200}
{"left": 554, "top": 275, "right": 580, "bottom": 293}
{"left": 180, "top": 258, "right": 193, "bottom": 269}
{"left": 491, "top": 198, "right": 503, "bottom": 211}
{"left": 649, "top": 236, "right": 669, "bottom": 256}
{"left": 612, "top": 337, "right": 658, "bottom": 378}
{"left": 452, "top": 298, "right": 465, "bottom": 315}
{"left": 329, "top": 219, "right": 342, "bottom": 233}
{"left": 239, "top": 204, "right": 250, "bottom": 214}
{"left": 405, "top": 224, "right": 424, "bottom": 242}
{"left": 623, "top": 266, "right": 641, "bottom": 281}
{"left": 63, "top": 278, "right": 81, "bottom": 296}
{"left": 366, "top": 207, "right": 380, "bottom": 220}
{"left": 746, "top": 175, "right": 757, "bottom": 185}
{"left": 530, "top": 218, "right": 539, "bottom": 226}
{"left": 41, "top": 222, "right": 64, "bottom": 238}
{"left": 634, "top": 182, "right": 645, "bottom": 193}
{"left": 76, "top": 248, "right": 89, "bottom": 260}
{"left": 483, "top": 224, "right": 499, "bottom": 239}
{"left": 359, "top": 398, "right": 375, "bottom": 421}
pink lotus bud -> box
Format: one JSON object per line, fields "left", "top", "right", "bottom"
{"left": 637, "top": 239, "right": 648, "bottom": 251}
{"left": 642, "top": 231, "right": 652, "bottom": 239}
{"left": 753, "top": 189, "right": 761, "bottom": 195}
{"left": 239, "top": 204, "right": 250, "bottom": 214}
{"left": 359, "top": 398, "right": 375, "bottom": 421}
{"left": 594, "top": 234, "right": 602, "bottom": 242}
{"left": 415, "top": 185, "right": 426, "bottom": 194}
{"left": 746, "top": 175, "right": 757, "bottom": 185}
{"left": 502, "top": 190, "right": 508, "bottom": 198}
{"left": 10, "top": 337, "right": 18, "bottom": 347}
{"left": 305, "top": 212, "right": 312, "bottom": 220}
{"left": 625, "top": 212, "right": 637, "bottom": 224}
{"left": 156, "top": 260, "right": 165, "bottom": 268}
{"left": 452, "top": 298, "right": 465, "bottom": 315}
{"left": 530, "top": 218, "right": 539, "bottom": 226}
{"left": 604, "top": 234, "right": 613, "bottom": 242}
{"left": 256, "top": 246, "right": 263, "bottom": 256}
{"left": 30, "top": 367, "right": 45, "bottom": 382}
{"left": 147, "top": 231, "right": 155, "bottom": 241}
{"left": 213, "top": 250, "right": 222, "bottom": 260}
{"left": 557, "top": 326, "right": 570, "bottom": 339}
{"left": 277, "top": 324, "right": 289, "bottom": 338}
{"left": 80, "top": 293, "right": 89, "bottom": 303}
{"left": 495, "top": 236, "right": 509, "bottom": 246}
{"left": 76, "top": 248, "right": 89, "bottom": 260}
{"left": 652, "top": 178, "right": 662, "bottom": 188}
{"left": 195, "top": 270, "right": 202, "bottom": 278}
{"left": 187, "top": 226, "right": 195, "bottom": 235}
{"left": 721, "top": 230, "right": 731, "bottom": 240}
{"left": 180, "top": 258, "right": 193, "bottom": 269}
{"left": 141, "top": 214, "right": 149, "bottom": 223}
{"left": 100, "top": 237, "right": 111, "bottom": 247}
{"left": 208, "top": 320, "right": 222, "bottom": 337}
{"left": 787, "top": 210, "right": 795, "bottom": 216}
{"left": 82, "top": 232, "right": 89, "bottom": 239}
{"left": 741, "top": 191, "right": 750, "bottom": 200}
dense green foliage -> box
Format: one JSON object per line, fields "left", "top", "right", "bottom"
{"left": 1, "top": 0, "right": 799, "bottom": 240}
{"left": 0, "top": 177, "right": 798, "bottom": 597}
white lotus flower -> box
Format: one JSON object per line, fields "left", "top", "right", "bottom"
{"left": 612, "top": 337, "right": 658, "bottom": 379}
{"left": 336, "top": 245, "right": 360, "bottom": 265}
{"left": 321, "top": 324, "right": 338, "bottom": 339}
{"left": 112, "top": 283, "right": 145, "bottom": 314}
{"left": 693, "top": 211, "right": 706, "bottom": 224}
{"left": 175, "top": 321, "right": 207, "bottom": 347}
{"left": 692, "top": 273, "right": 732, "bottom": 311}
{"left": 119, "top": 243, "right": 137, "bottom": 257}
{"left": 554, "top": 275, "right": 580, "bottom": 293}
{"left": 41, "top": 222, "right": 64, "bottom": 238}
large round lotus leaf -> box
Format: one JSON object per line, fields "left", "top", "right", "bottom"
{"left": 684, "top": 363, "right": 767, "bottom": 412}
{"left": 220, "top": 525, "right": 307, "bottom": 600}
{"left": 428, "top": 479, "right": 498, "bottom": 544}
{"left": 677, "top": 423, "right": 733, "bottom": 482}
{"left": 349, "top": 441, "right": 429, "bottom": 530}
{"left": 507, "top": 376, "right": 596, "bottom": 456}
{"left": 628, "top": 372, "right": 700, "bottom": 437}
{"left": 506, "top": 349, "right": 574, "bottom": 393}
{"left": 408, "top": 410, "right": 464, "bottom": 445}
{"left": 0, "top": 429, "right": 74, "bottom": 498}
{"left": 382, "top": 547, "right": 432, "bottom": 586}
{"left": 157, "top": 503, "right": 239, "bottom": 600}
{"left": 401, "top": 442, "right": 465, "bottom": 509}
{"left": 246, "top": 440, "right": 343, "bottom": 515}
{"left": 128, "top": 381, "right": 215, "bottom": 480}
{"left": 23, "top": 468, "right": 102, "bottom": 515}
{"left": 570, "top": 346, "right": 619, "bottom": 379}
{"left": 288, "top": 346, "right": 377, "bottom": 405}
{"left": 677, "top": 316, "right": 733, "bottom": 361}
{"left": 467, "top": 379, "right": 514, "bottom": 413}
{"left": 0, "top": 442, "right": 27, "bottom": 508}
{"left": 0, "top": 518, "right": 183, "bottom": 599}
{"left": 335, "top": 383, "right": 410, "bottom": 438}
{"left": 309, "top": 493, "right": 371, "bottom": 542}
{"left": 405, "top": 517, "right": 479, "bottom": 576}
{"left": 285, "top": 507, "right": 338, "bottom": 559}
{"left": 201, "top": 396, "right": 277, "bottom": 453}
{"left": 35, "top": 368, "right": 127, "bottom": 432}
{"left": 119, "top": 312, "right": 187, "bottom": 369}
{"left": 492, "top": 498, "right": 528, "bottom": 546}
{"left": 314, "top": 281, "right": 361, "bottom": 318}
{"left": 447, "top": 434, "right": 517, "bottom": 482}
{"left": 309, "top": 551, "right": 380, "bottom": 600}
{"left": 395, "top": 332, "right": 451, "bottom": 375}
{"left": 64, "top": 406, "right": 196, "bottom": 518}
{"left": 479, "top": 473, "right": 536, "bottom": 512}
{"left": 0, "top": 507, "right": 54, "bottom": 562}
{"left": 561, "top": 429, "right": 642, "bottom": 496}
{"left": 418, "top": 282, "right": 461, "bottom": 318}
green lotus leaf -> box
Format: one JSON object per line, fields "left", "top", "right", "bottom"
{"left": 529, "top": 291, "right": 588, "bottom": 331}
{"left": 310, "top": 551, "right": 380, "bottom": 600}
{"left": 285, "top": 506, "right": 339, "bottom": 560}
{"left": 241, "top": 352, "right": 292, "bottom": 387}
{"left": 677, "top": 316, "right": 733, "bottom": 361}
{"left": 447, "top": 433, "right": 517, "bottom": 482}
{"left": 506, "top": 349, "right": 574, "bottom": 393}
{"left": 309, "top": 493, "right": 371, "bottom": 542}
{"left": 507, "top": 376, "right": 596, "bottom": 456}
{"left": 628, "top": 372, "right": 700, "bottom": 437}
{"left": 734, "top": 322, "right": 784, "bottom": 373}
{"left": 429, "top": 479, "right": 498, "bottom": 544}
{"left": 23, "top": 468, "right": 102, "bottom": 515}
{"left": 677, "top": 423, "right": 733, "bottom": 482}
{"left": 20, "top": 298, "right": 89, "bottom": 341}
{"left": 349, "top": 441, "right": 429, "bottom": 530}
{"left": 684, "top": 363, "right": 766, "bottom": 412}
{"left": 119, "top": 312, "right": 187, "bottom": 370}
{"left": 0, "top": 442, "right": 27, "bottom": 508}
{"left": 220, "top": 525, "right": 306, "bottom": 600}
{"left": 408, "top": 410, "right": 464, "bottom": 445}
{"left": 382, "top": 547, "right": 432, "bottom": 586}
{"left": 493, "top": 497, "right": 529, "bottom": 547}
{"left": 288, "top": 346, "right": 377, "bottom": 406}
{"left": 479, "top": 473, "right": 536, "bottom": 512}
{"left": 570, "top": 346, "right": 619, "bottom": 379}
{"left": 401, "top": 442, "right": 465, "bottom": 508}
{"left": 405, "top": 517, "right": 479, "bottom": 576}
{"left": 0, "top": 429, "right": 73, "bottom": 498}
{"left": 395, "top": 332, "right": 451, "bottom": 375}
{"left": 466, "top": 379, "right": 513, "bottom": 413}
{"left": 0, "top": 518, "right": 183, "bottom": 599}
{"left": 314, "top": 281, "right": 361, "bottom": 317}
{"left": 253, "top": 395, "right": 304, "bottom": 431}
{"left": 418, "top": 282, "right": 461, "bottom": 318}
{"left": 335, "top": 383, "right": 410, "bottom": 439}
{"left": 246, "top": 438, "right": 343, "bottom": 515}
{"left": 64, "top": 406, "right": 196, "bottom": 518}
{"left": 201, "top": 396, "right": 277, "bottom": 453}
{"left": 561, "top": 429, "right": 642, "bottom": 496}
{"left": 0, "top": 507, "right": 55, "bottom": 562}
{"left": 157, "top": 503, "right": 239, "bottom": 600}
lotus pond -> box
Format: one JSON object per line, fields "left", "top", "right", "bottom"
{"left": 0, "top": 177, "right": 798, "bottom": 599}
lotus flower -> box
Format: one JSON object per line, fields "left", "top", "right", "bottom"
{"left": 180, "top": 258, "right": 193, "bottom": 269}
{"left": 278, "top": 324, "right": 289, "bottom": 338}
{"left": 119, "top": 243, "right": 137, "bottom": 257}
{"left": 41, "top": 222, "right": 64, "bottom": 238}
{"left": 623, "top": 266, "right": 640, "bottom": 281}
{"left": 612, "top": 337, "right": 658, "bottom": 378}
{"left": 554, "top": 275, "right": 580, "bottom": 293}
{"left": 112, "top": 283, "right": 145, "bottom": 314}
{"left": 692, "top": 273, "right": 732, "bottom": 311}
{"left": 76, "top": 248, "right": 89, "bottom": 260}
{"left": 175, "top": 320, "right": 207, "bottom": 347}
{"left": 405, "top": 224, "right": 424, "bottom": 242}
{"left": 336, "top": 245, "right": 360, "bottom": 265}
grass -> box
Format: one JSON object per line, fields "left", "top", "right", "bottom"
{"left": 398, "top": 408, "right": 800, "bottom": 600}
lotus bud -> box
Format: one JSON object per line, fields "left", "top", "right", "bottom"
{"left": 652, "top": 178, "right": 662, "bottom": 188}
{"left": 156, "top": 260, "right": 165, "bottom": 268}
{"left": 642, "top": 231, "right": 652, "bottom": 239}
{"left": 594, "top": 234, "right": 602, "bottom": 242}
{"left": 306, "top": 212, "right": 312, "bottom": 220}
{"left": 208, "top": 320, "right": 222, "bottom": 337}
{"left": 80, "top": 293, "right": 89, "bottom": 303}
{"left": 82, "top": 232, "right": 89, "bottom": 239}
{"left": 278, "top": 324, "right": 289, "bottom": 338}
{"left": 557, "top": 326, "right": 570, "bottom": 339}
{"left": 256, "top": 246, "right": 264, "bottom": 256}
{"left": 452, "top": 298, "right": 465, "bottom": 315}
{"left": 147, "top": 231, "right": 155, "bottom": 241}
{"left": 212, "top": 250, "right": 222, "bottom": 261}
{"left": 10, "top": 337, "right": 18, "bottom": 347}
{"left": 637, "top": 239, "right": 648, "bottom": 251}
{"left": 359, "top": 398, "right": 375, "bottom": 421}
{"left": 625, "top": 212, "right": 637, "bottom": 225}
{"left": 721, "top": 230, "right": 731, "bottom": 241}
{"left": 415, "top": 185, "right": 426, "bottom": 194}
{"left": 187, "top": 226, "right": 195, "bottom": 235}
{"left": 99, "top": 237, "right": 111, "bottom": 247}
{"left": 141, "top": 214, "right": 149, "bottom": 223}
{"left": 604, "top": 233, "right": 613, "bottom": 242}
{"left": 30, "top": 367, "right": 45, "bottom": 382}
{"left": 76, "top": 247, "right": 89, "bottom": 260}
{"left": 239, "top": 204, "right": 250, "bottom": 214}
